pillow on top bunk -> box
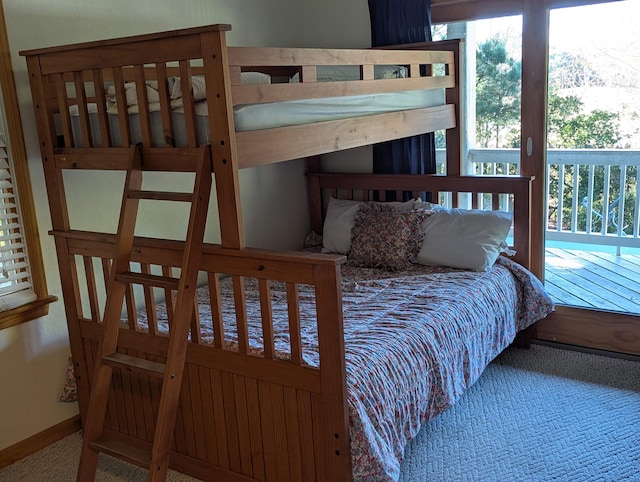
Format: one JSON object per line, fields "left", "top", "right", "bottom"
{"left": 290, "top": 65, "right": 407, "bottom": 83}
{"left": 240, "top": 71, "right": 273, "bottom": 85}
{"left": 169, "top": 72, "right": 272, "bottom": 101}
{"left": 416, "top": 208, "right": 513, "bottom": 271}
{"left": 348, "top": 203, "right": 429, "bottom": 271}
{"left": 322, "top": 197, "right": 415, "bottom": 254}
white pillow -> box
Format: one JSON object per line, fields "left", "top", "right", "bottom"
{"left": 290, "top": 65, "right": 407, "bottom": 83}
{"left": 322, "top": 198, "right": 416, "bottom": 254}
{"left": 416, "top": 208, "right": 513, "bottom": 271}
{"left": 241, "top": 71, "right": 272, "bottom": 85}
{"left": 169, "top": 72, "right": 271, "bottom": 101}
{"left": 413, "top": 199, "right": 447, "bottom": 212}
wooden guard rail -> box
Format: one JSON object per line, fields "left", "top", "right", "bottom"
{"left": 54, "top": 229, "right": 352, "bottom": 481}
{"left": 31, "top": 23, "right": 454, "bottom": 159}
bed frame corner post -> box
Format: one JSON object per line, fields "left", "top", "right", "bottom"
{"left": 514, "top": 176, "right": 533, "bottom": 271}
{"left": 307, "top": 169, "right": 323, "bottom": 236}
{"left": 201, "top": 27, "right": 245, "bottom": 249}
{"left": 312, "top": 262, "right": 352, "bottom": 481}
{"left": 23, "top": 53, "right": 92, "bottom": 421}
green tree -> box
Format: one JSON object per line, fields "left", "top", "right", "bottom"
{"left": 545, "top": 88, "right": 626, "bottom": 232}
{"left": 547, "top": 90, "right": 621, "bottom": 149}
{"left": 476, "top": 37, "right": 633, "bottom": 234}
{"left": 476, "top": 38, "right": 521, "bottom": 148}
{"left": 548, "top": 51, "right": 605, "bottom": 89}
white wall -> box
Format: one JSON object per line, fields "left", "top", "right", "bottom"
{"left": 0, "top": 0, "right": 312, "bottom": 451}
{"left": 300, "top": 0, "right": 374, "bottom": 173}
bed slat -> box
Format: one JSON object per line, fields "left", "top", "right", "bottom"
{"left": 179, "top": 369, "right": 197, "bottom": 458}
{"left": 258, "top": 380, "right": 278, "bottom": 482}
{"left": 207, "top": 272, "right": 224, "bottom": 349}
{"left": 270, "top": 383, "right": 291, "bottom": 481}
{"left": 154, "top": 63, "right": 174, "bottom": 147}
{"left": 245, "top": 377, "right": 266, "bottom": 480}
{"left": 190, "top": 299, "right": 202, "bottom": 344}
{"left": 133, "top": 64, "right": 153, "bottom": 147}
{"left": 54, "top": 73, "right": 73, "bottom": 146}
{"left": 179, "top": 60, "right": 198, "bottom": 147}
{"left": 286, "top": 282, "right": 303, "bottom": 366}
{"left": 210, "top": 369, "right": 230, "bottom": 470}
{"left": 91, "top": 68, "right": 112, "bottom": 147}
{"left": 111, "top": 67, "right": 132, "bottom": 147}
{"left": 259, "top": 278, "right": 275, "bottom": 359}
{"left": 139, "top": 368, "right": 156, "bottom": 443}
{"left": 72, "top": 70, "right": 93, "bottom": 147}
{"left": 232, "top": 374, "right": 253, "bottom": 477}
{"left": 124, "top": 280, "right": 137, "bottom": 330}
{"left": 162, "top": 265, "right": 175, "bottom": 330}
{"left": 221, "top": 371, "right": 242, "bottom": 473}
{"left": 232, "top": 276, "right": 249, "bottom": 354}
{"left": 140, "top": 263, "right": 158, "bottom": 335}
{"left": 283, "top": 386, "right": 304, "bottom": 481}
{"left": 83, "top": 256, "right": 100, "bottom": 322}
{"left": 198, "top": 366, "right": 219, "bottom": 466}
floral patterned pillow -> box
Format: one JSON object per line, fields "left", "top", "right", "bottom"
{"left": 348, "top": 203, "right": 430, "bottom": 271}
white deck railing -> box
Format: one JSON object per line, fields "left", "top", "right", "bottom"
{"left": 437, "top": 148, "right": 640, "bottom": 253}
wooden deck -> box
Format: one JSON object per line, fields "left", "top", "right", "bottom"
{"left": 544, "top": 246, "right": 640, "bottom": 315}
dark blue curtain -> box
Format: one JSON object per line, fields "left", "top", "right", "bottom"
{"left": 368, "top": 0, "right": 436, "bottom": 199}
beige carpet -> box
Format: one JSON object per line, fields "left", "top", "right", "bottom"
{"left": 1, "top": 344, "right": 638, "bottom": 481}
{"left": 0, "top": 432, "right": 198, "bottom": 481}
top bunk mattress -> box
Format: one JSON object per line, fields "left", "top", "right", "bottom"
{"left": 233, "top": 88, "right": 444, "bottom": 131}
{"left": 65, "top": 67, "right": 446, "bottom": 148}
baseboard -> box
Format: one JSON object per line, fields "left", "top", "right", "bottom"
{"left": 0, "top": 415, "right": 81, "bottom": 469}
{"left": 532, "top": 339, "right": 640, "bottom": 363}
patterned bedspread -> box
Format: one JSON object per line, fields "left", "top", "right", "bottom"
{"left": 184, "top": 256, "right": 554, "bottom": 481}
{"left": 60, "top": 255, "right": 553, "bottom": 480}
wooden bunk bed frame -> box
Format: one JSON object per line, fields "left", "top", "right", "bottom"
{"left": 21, "top": 24, "right": 534, "bottom": 481}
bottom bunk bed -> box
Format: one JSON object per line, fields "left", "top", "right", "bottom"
{"left": 61, "top": 172, "right": 554, "bottom": 482}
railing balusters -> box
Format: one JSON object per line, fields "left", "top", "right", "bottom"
{"left": 603, "top": 165, "right": 612, "bottom": 235}
{"left": 452, "top": 147, "right": 640, "bottom": 252}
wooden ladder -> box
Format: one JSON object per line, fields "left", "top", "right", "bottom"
{"left": 77, "top": 145, "right": 213, "bottom": 481}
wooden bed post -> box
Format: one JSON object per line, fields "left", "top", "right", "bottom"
{"left": 24, "top": 55, "right": 92, "bottom": 420}
{"left": 201, "top": 26, "right": 245, "bottom": 249}
{"left": 307, "top": 156, "right": 324, "bottom": 235}
{"left": 312, "top": 263, "right": 352, "bottom": 481}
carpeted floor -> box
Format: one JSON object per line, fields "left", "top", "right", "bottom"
{"left": 1, "top": 344, "right": 639, "bottom": 481}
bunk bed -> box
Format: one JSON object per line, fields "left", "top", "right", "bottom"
{"left": 21, "top": 24, "right": 553, "bottom": 482}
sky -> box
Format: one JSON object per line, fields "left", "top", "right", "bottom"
{"left": 472, "top": 0, "right": 640, "bottom": 146}
{"left": 549, "top": 1, "right": 640, "bottom": 54}
{"left": 474, "top": 0, "right": 640, "bottom": 60}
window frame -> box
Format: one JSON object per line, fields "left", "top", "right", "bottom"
{"left": 0, "top": 2, "right": 56, "bottom": 330}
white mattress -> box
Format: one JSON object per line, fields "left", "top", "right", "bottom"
{"left": 67, "top": 88, "right": 445, "bottom": 147}
{"left": 233, "top": 89, "right": 444, "bottom": 131}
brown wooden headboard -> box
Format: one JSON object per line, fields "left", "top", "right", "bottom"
{"left": 307, "top": 171, "right": 534, "bottom": 270}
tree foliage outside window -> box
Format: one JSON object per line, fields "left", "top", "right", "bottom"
{"left": 476, "top": 38, "right": 521, "bottom": 149}
{"left": 476, "top": 37, "right": 636, "bottom": 235}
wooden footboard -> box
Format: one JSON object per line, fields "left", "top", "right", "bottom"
{"left": 56, "top": 230, "right": 351, "bottom": 481}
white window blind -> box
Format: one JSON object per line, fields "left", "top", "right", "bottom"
{"left": 0, "top": 91, "right": 36, "bottom": 312}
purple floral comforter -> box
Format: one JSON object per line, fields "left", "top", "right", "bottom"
{"left": 62, "top": 252, "right": 553, "bottom": 480}
{"left": 185, "top": 256, "right": 554, "bottom": 481}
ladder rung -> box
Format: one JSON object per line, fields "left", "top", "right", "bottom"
{"left": 88, "top": 435, "right": 151, "bottom": 468}
{"left": 103, "top": 352, "right": 165, "bottom": 378}
{"left": 129, "top": 190, "right": 193, "bottom": 202}
{"left": 116, "top": 271, "right": 180, "bottom": 290}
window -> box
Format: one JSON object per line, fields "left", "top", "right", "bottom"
{"left": 0, "top": 6, "right": 56, "bottom": 330}
{"left": 0, "top": 104, "right": 37, "bottom": 311}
